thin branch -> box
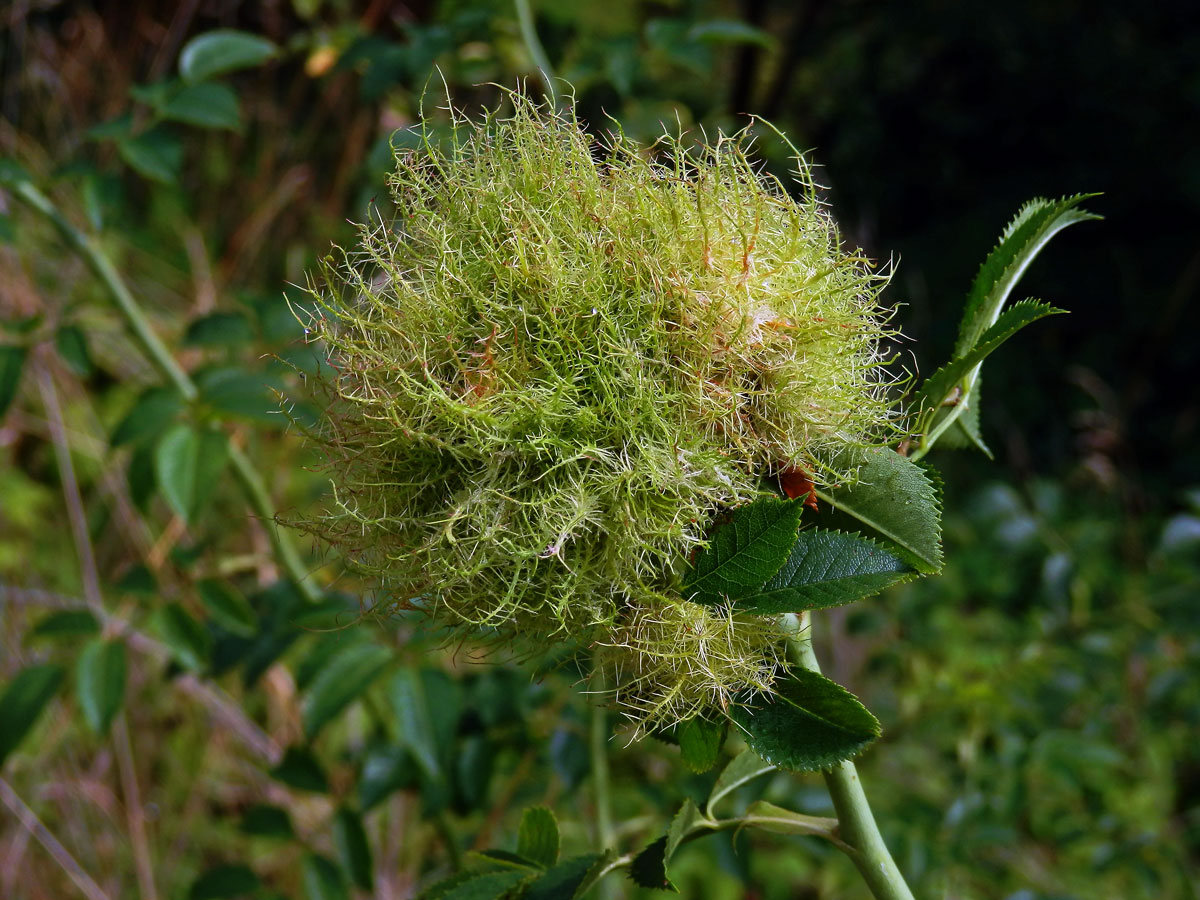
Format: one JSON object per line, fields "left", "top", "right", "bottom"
{"left": 0, "top": 776, "right": 114, "bottom": 900}
{"left": 8, "top": 180, "right": 320, "bottom": 604}
{"left": 1, "top": 585, "right": 282, "bottom": 766}
{"left": 37, "top": 363, "right": 159, "bottom": 900}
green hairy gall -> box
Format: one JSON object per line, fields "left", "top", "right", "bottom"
{"left": 300, "top": 95, "right": 900, "bottom": 728}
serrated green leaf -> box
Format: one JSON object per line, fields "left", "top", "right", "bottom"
{"left": 29, "top": 608, "right": 100, "bottom": 641}
{"left": 117, "top": 127, "right": 182, "bottom": 183}
{"left": 76, "top": 637, "right": 127, "bottom": 736}
{"left": 665, "top": 798, "right": 710, "bottom": 862}
{"left": 684, "top": 497, "right": 804, "bottom": 604}
{"left": 816, "top": 447, "right": 942, "bottom": 574}
{"left": 301, "top": 643, "right": 392, "bottom": 739}
{"left": 0, "top": 345, "right": 27, "bottom": 418}
{"left": 734, "top": 529, "right": 913, "bottom": 614}
{"left": 162, "top": 82, "right": 242, "bottom": 131}
{"left": 676, "top": 716, "right": 725, "bottom": 773}
{"left": 189, "top": 863, "right": 259, "bottom": 899}
{"left": 518, "top": 807, "right": 559, "bottom": 869}
{"left": 180, "top": 30, "right": 278, "bottom": 83}
{"left": 54, "top": 325, "right": 93, "bottom": 376}
{"left": 333, "top": 807, "right": 373, "bottom": 891}
{"left": 935, "top": 376, "right": 991, "bottom": 457}
{"left": 302, "top": 853, "right": 348, "bottom": 900}
{"left": 239, "top": 804, "right": 294, "bottom": 839}
{"left": 916, "top": 299, "right": 1065, "bottom": 434}
{"left": 198, "top": 579, "right": 256, "bottom": 637}
{"left": 732, "top": 667, "right": 880, "bottom": 771}
{"left": 270, "top": 745, "right": 328, "bottom": 793}
{"left": 0, "top": 663, "right": 64, "bottom": 766}
{"left": 705, "top": 748, "right": 775, "bottom": 818}
{"left": 155, "top": 602, "right": 211, "bottom": 672}
{"left": 155, "top": 424, "right": 229, "bottom": 523}
{"left": 111, "top": 386, "right": 182, "bottom": 446}
{"left": 524, "top": 853, "right": 607, "bottom": 900}
{"left": 628, "top": 837, "right": 674, "bottom": 892}
{"left": 956, "top": 194, "right": 1100, "bottom": 359}
{"left": 421, "top": 869, "right": 529, "bottom": 900}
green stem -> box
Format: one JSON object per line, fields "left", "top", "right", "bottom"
{"left": 589, "top": 660, "right": 615, "bottom": 851}
{"left": 11, "top": 180, "right": 320, "bottom": 603}
{"left": 513, "top": 0, "right": 559, "bottom": 108}
{"left": 787, "top": 614, "right": 915, "bottom": 900}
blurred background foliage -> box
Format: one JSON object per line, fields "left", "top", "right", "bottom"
{"left": 0, "top": 1, "right": 1197, "bottom": 898}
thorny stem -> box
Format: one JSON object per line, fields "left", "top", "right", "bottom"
{"left": 786, "top": 613, "right": 916, "bottom": 900}
{"left": 10, "top": 180, "right": 320, "bottom": 603}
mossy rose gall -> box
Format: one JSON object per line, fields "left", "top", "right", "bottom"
{"left": 300, "top": 95, "right": 899, "bottom": 727}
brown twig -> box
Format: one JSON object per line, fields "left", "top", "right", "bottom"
{"left": 0, "top": 776, "right": 113, "bottom": 900}
{"left": 37, "top": 362, "right": 159, "bottom": 900}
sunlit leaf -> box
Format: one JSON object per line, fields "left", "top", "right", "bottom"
{"left": 955, "top": 194, "right": 1099, "bottom": 360}
{"left": 180, "top": 30, "right": 278, "bottom": 84}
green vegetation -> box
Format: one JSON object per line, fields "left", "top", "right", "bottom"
{"left": 1, "top": 3, "right": 1195, "bottom": 900}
